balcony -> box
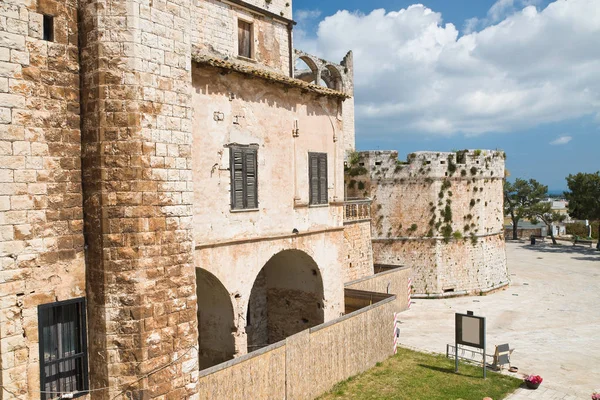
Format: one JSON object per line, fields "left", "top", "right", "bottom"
{"left": 344, "top": 198, "right": 372, "bottom": 223}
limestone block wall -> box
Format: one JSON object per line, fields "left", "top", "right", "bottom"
{"left": 343, "top": 220, "right": 374, "bottom": 283}
{"left": 192, "top": 0, "right": 292, "bottom": 76}
{"left": 347, "top": 150, "right": 509, "bottom": 296}
{"left": 0, "top": 0, "right": 86, "bottom": 397}
{"left": 345, "top": 266, "right": 412, "bottom": 311}
{"left": 80, "top": 0, "right": 199, "bottom": 398}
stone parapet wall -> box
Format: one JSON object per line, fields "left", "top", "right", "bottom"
{"left": 196, "top": 294, "right": 398, "bottom": 400}
{"left": 0, "top": 0, "right": 86, "bottom": 397}
{"left": 80, "top": 0, "right": 198, "bottom": 398}
{"left": 343, "top": 220, "right": 374, "bottom": 283}
{"left": 345, "top": 266, "right": 412, "bottom": 310}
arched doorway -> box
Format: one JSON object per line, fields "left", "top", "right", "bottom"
{"left": 196, "top": 268, "right": 235, "bottom": 369}
{"left": 246, "top": 250, "right": 325, "bottom": 352}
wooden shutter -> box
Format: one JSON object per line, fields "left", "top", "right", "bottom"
{"left": 238, "top": 20, "right": 251, "bottom": 58}
{"left": 231, "top": 149, "right": 245, "bottom": 209}
{"left": 309, "top": 154, "right": 319, "bottom": 205}
{"left": 245, "top": 150, "right": 257, "bottom": 209}
{"left": 318, "top": 154, "right": 328, "bottom": 204}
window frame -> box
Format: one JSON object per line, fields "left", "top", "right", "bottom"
{"left": 309, "top": 152, "right": 328, "bottom": 206}
{"left": 229, "top": 145, "right": 259, "bottom": 211}
{"left": 38, "top": 297, "right": 89, "bottom": 400}
{"left": 237, "top": 18, "right": 254, "bottom": 59}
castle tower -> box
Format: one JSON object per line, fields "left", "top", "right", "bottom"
{"left": 80, "top": 0, "right": 198, "bottom": 398}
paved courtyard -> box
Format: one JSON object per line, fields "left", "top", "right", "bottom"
{"left": 399, "top": 241, "right": 600, "bottom": 399}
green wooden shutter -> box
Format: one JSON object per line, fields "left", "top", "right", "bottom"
{"left": 245, "top": 149, "right": 257, "bottom": 209}
{"left": 318, "top": 154, "right": 328, "bottom": 204}
{"left": 231, "top": 149, "right": 245, "bottom": 209}
{"left": 309, "top": 154, "right": 319, "bottom": 205}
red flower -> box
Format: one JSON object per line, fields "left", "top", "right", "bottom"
{"left": 525, "top": 375, "right": 543, "bottom": 384}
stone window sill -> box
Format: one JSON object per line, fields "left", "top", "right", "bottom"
{"left": 230, "top": 208, "right": 260, "bottom": 213}
{"left": 237, "top": 55, "right": 257, "bottom": 63}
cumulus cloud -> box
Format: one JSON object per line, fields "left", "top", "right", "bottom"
{"left": 550, "top": 135, "right": 573, "bottom": 145}
{"left": 295, "top": 9, "right": 322, "bottom": 23}
{"left": 296, "top": 0, "right": 600, "bottom": 136}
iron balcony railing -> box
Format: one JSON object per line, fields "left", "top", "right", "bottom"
{"left": 344, "top": 198, "right": 372, "bottom": 222}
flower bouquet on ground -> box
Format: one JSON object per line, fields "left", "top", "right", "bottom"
{"left": 524, "top": 374, "right": 543, "bottom": 389}
{"left": 592, "top": 392, "right": 600, "bottom": 400}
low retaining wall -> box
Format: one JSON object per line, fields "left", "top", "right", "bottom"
{"left": 345, "top": 266, "right": 412, "bottom": 311}
{"left": 197, "top": 295, "right": 399, "bottom": 399}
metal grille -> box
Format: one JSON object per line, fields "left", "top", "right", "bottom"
{"left": 38, "top": 298, "right": 89, "bottom": 400}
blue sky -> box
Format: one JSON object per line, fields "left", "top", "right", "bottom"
{"left": 293, "top": 0, "right": 599, "bottom": 191}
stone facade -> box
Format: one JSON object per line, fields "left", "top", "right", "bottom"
{"left": 346, "top": 150, "right": 509, "bottom": 297}
{"left": 0, "top": 0, "right": 86, "bottom": 398}
{"left": 0, "top": 0, "right": 377, "bottom": 398}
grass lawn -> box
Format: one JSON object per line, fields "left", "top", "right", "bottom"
{"left": 318, "top": 347, "right": 522, "bottom": 400}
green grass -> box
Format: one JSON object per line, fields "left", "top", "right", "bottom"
{"left": 318, "top": 347, "right": 522, "bottom": 400}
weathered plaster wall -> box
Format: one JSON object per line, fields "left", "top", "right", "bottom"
{"left": 196, "top": 294, "right": 397, "bottom": 400}
{"left": 347, "top": 150, "right": 509, "bottom": 296}
{"left": 193, "top": 0, "right": 291, "bottom": 75}
{"left": 0, "top": 0, "right": 86, "bottom": 397}
{"left": 343, "top": 220, "right": 374, "bottom": 283}
{"left": 80, "top": 0, "right": 199, "bottom": 398}
{"left": 191, "top": 65, "right": 345, "bottom": 245}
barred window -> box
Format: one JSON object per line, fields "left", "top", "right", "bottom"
{"left": 38, "top": 298, "right": 89, "bottom": 400}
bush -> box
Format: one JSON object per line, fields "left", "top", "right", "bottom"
{"left": 566, "top": 222, "right": 599, "bottom": 239}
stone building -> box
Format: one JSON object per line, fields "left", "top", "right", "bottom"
{"left": 346, "top": 150, "right": 509, "bottom": 297}
{"left": 0, "top": 0, "right": 385, "bottom": 399}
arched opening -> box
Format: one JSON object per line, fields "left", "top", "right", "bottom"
{"left": 294, "top": 56, "right": 318, "bottom": 84}
{"left": 196, "top": 268, "right": 235, "bottom": 369}
{"left": 322, "top": 65, "right": 343, "bottom": 91}
{"left": 246, "top": 250, "right": 324, "bottom": 352}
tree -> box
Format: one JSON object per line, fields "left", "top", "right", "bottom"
{"left": 504, "top": 179, "right": 548, "bottom": 240}
{"left": 565, "top": 172, "right": 600, "bottom": 250}
{"left": 529, "top": 203, "right": 566, "bottom": 245}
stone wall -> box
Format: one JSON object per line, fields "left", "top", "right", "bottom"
{"left": 345, "top": 266, "right": 412, "bottom": 310}
{"left": 196, "top": 294, "right": 398, "bottom": 400}
{"left": 343, "top": 220, "right": 374, "bottom": 283}
{"left": 80, "top": 0, "right": 199, "bottom": 398}
{"left": 347, "top": 150, "right": 509, "bottom": 296}
{"left": 192, "top": 0, "right": 292, "bottom": 76}
{"left": 0, "top": 0, "right": 86, "bottom": 397}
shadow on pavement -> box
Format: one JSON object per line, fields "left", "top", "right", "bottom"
{"left": 517, "top": 242, "right": 600, "bottom": 262}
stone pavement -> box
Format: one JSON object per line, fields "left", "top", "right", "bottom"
{"left": 398, "top": 241, "right": 600, "bottom": 399}
{"left": 505, "top": 386, "right": 584, "bottom": 399}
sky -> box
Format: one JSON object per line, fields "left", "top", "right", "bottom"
{"left": 292, "top": 0, "right": 600, "bottom": 192}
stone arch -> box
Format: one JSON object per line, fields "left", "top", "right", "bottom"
{"left": 295, "top": 55, "right": 320, "bottom": 85}
{"left": 196, "top": 268, "right": 236, "bottom": 369}
{"left": 246, "top": 249, "right": 325, "bottom": 352}
{"left": 322, "top": 64, "right": 343, "bottom": 91}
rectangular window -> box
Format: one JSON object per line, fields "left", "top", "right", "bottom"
{"left": 43, "top": 15, "right": 54, "bottom": 42}
{"left": 309, "top": 152, "right": 328, "bottom": 205}
{"left": 38, "top": 298, "right": 89, "bottom": 400}
{"left": 230, "top": 146, "right": 258, "bottom": 210}
{"left": 238, "top": 20, "right": 252, "bottom": 58}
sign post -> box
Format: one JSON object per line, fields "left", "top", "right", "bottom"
{"left": 455, "top": 311, "right": 486, "bottom": 378}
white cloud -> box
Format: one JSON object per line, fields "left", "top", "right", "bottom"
{"left": 550, "top": 135, "right": 573, "bottom": 145}
{"left": 296, "top": 0, "right": 600, "bottom": 136}
{"left": 295, "top": 9, "right": 322, "bottom": 23}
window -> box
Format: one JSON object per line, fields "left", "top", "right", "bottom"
{"left": 230, "top": 146, "right": 258, "bottom": 210}
{"left": 238, "top": 19, "right": 252, "bottom": 58}
{"left": 43, "top": 15, "right": 54, "bottom": 42}
{"left": 309, "top": 152, "right": 328, "bottom": 205}
{"left": 38, "top": 298, "right": 89, "bottom": 400}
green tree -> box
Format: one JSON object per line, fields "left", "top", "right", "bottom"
{"left": 565, "top": 172, "right": 600, "bottom": 249}
{"left": 529, "top": 203, "right": 566, "bottom": 245}
{"left": 504, "top": 179, "right": 547, "bottom": 240}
